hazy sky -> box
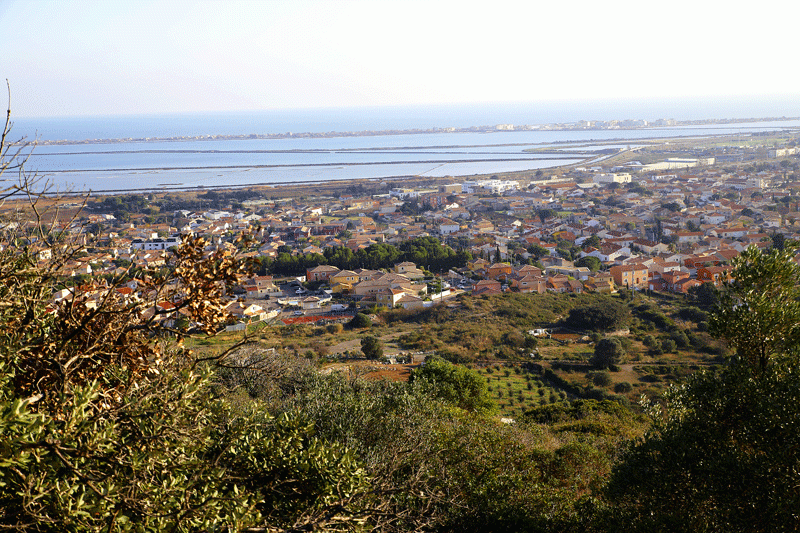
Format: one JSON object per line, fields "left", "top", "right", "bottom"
{"left": 3, "top": 0, "right": 800, "bottom": 118}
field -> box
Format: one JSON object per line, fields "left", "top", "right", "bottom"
{"left": 478, "top": 364, "right": 567, "bottom": 418}
{"left": 186, "top": 288, "right": 726, "bottom": 421}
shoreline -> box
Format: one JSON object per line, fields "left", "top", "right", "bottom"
{"left": 29, "top": 116, "right": 800, "bottom": 147}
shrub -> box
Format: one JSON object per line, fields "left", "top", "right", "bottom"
{"left": 566, "top": 300, "right": 630, "bottom": 332}
{"left": 360, "top": 335, "right": 384, "bottom": 360}
{"left": 591, "top": 337, "right": 626, "bottom": 369}
{"left": 678, "top": 306, "right": 708, "bottom": 323}
{"left": 671, "top": 331, "right": 690, "bottom": 348}
{"left": 661, "top": 339, "right": 678, "bottom": 353}
{"left": 591, "top": 371, "right": 613, "bottom": 387}
{"left": 348, "top": 313, "right": 372, "bottom": 329}
{"left": 614, "top": 382, "right": 633, "bottom": 393}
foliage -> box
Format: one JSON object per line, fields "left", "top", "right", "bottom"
{"left": 0, "top": 231, "right": 248, "bottom": 411}
{"left": 523, "top": 398, "right": 637, "bottom": 427}
{"left": 606, "top": 357, "right": 800, "bottom": 532}
{"left": 272, "top": 371, "right": 621, "bottom": 532}
{"left": 687, "top": 281, "right": 719, "bottom": 308}
{"left": 360, "top": 335, "right": 384, "bottom": 360}
{"left": 709, "top": 245, "right": 800, "bottom": 371}
{"left": 410, "top": 356, "right": 496, "bottom": 415}
{"left": 537, "top": 208, "right": 558, "bottom": 223}
{"left": 0, "top": 113, "right": 373, "bottom": 531}
{"left": 566, "top": 300, "right": 629, "bottom": 332}
{"left": 590, "top": 338, "right": 626, "bottom": 369}
{"left": 260, "top": 236, "right": 471, "bottom": 276}
{"left": 556, "top": 240, "right": 582, "bottom": 261}
{"left": 677, "top": 305, "right": 707, "bottom": 323}
{"left": 590, "top": 370, "right": 613, "bottom": 387}
{"left": 348, "top": 312, "right": 373, "bottom": 329}
{"left": 0, "top": 357, "right": 370, "bottom": 531}
{"left": 575, "top": 255, "right": 602, "bottom": 271}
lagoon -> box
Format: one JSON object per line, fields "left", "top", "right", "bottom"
{"left": 13, "top": 119, "right": 800, "bottom": 193}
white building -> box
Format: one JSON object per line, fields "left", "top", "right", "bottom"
{"left": 131, "top": 236, "right": 182, "bottom": 251}
{"left": 592, "top": 172, "right": 632, "bottom": 184}
{"left": 462, "top": 179, "right": 519, "bottom": 194}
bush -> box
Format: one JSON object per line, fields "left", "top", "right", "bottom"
{"left": 348, "top": 313, "right": 372, "bottom": 329}
{"left": 566, "top": 300, "right": 630, "bottom": 332}
{"left": 361, "top": 335, "right": 384, "bottom": 360}
{"left": 410, "top": 357, "right": 496, "bottom": 414}
{"left": 671, "top": 331, "right": 690, "bottom": 348}
{"left": 661, "top": 339, "right": 678, "bottom": 353}
{"left": 591, "top": 371, "right": 613, "bottom": 387}
{"left": 614, "top": 382, "right": 633, "bottom": 393}
{"left": 678, "top": 306, "right": 708, "bottom": 323}
{"left": 591, "top": 337, "right": 626, "bottom": 369}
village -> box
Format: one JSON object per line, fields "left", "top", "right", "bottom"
{"left": 19, "top": 131, "right": 800, "bottom": 333}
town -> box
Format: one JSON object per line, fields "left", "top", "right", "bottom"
{"left": 24, "top": 129, "right": 800, "bottom": 338}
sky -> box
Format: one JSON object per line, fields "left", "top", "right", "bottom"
{"left": 3, "top": 0, "right": 800, "bottom": 118}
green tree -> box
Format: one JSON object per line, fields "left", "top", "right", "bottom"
{"left": 527, "top": 244, "right": 550, "bottom": 260}
{"left": 361, "top": 335, "right": 384, "bottom": 359}
{"left": 582, "top": 234, "right": 602, "bottom": 249}
{"left": 709, "top": 245, "right": 800, "bottom": 371}
{"left": 575, "top": 255, "right": 602, "bottom": 271}
{"left": 348, "top": 312, "right": 372, "bottom": 329}
{"left": 537, "top": 208, "right": 558, "bottom": 223}
{"left": 0, "top": 110, "right": 373, "bottom": 531}
{"left": 410, "top": 356, "right": 496, "bottom": 415}
{"left": 771, "top": 232, "right": 786, "bottom": 251}
{"left": 566, "top": 300, "right": 629, "bottom": 332}
{"left": 606, "top": 357, "right": 800, "bottom": 532}
{"left": 590, "top": 337, "right": 626, "bottom": 369}
{"left": 688, "top": 281, "right": 718, "bottom": 308}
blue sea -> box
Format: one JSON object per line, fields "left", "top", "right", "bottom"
{"left": 12, "top": 95, "right": 800, "bottom": 141}
{"left": 5, "top": 96, "right": 800, "bottom": 193}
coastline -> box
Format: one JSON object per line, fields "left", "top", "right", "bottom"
{"left": 32, "top": 115, "right": 799, "bottom": 147}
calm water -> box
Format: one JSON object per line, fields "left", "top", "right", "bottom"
{"left": 6, "top": 98, "right": 800, "bottom": 193}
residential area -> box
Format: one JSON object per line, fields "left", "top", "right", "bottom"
{"left": 20, "top": 131, "right": 800, "bottom": 335}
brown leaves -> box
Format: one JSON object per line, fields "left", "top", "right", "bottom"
{"left": 3, "top": 231, "right": 253, "bottom": 415}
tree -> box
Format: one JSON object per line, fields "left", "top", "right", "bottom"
{"left": 0, "top": 104, "right": 373, "bottom": 531}
{"left": 582, "top": 234, "right": 602, "bottom": 249}
{"left": 687, "top": 281, "right": 718, "bottom": 308}
{"left": 566, "top": 300, "right": 629, "bottom": 332}
{"left": 575, "top": 255, "right": 602, "bottom": 272}
{"left": 771, "top": 232, "right": 786, "bottom": 250}
{"left": 590, "top": 337, "right": 625, "bottom": 369}
{"left": 410, "top": 356, "right": 496, "bottom": 415}
{"left": 527, "top": 244, "right": 550, "bottom": 260}
{"left": 606, "top": 246, "right": 800, "bottom": 530}
{"left": 361, "top": 335, "right": 384, "bottom": 359}
{"left": 709, "top": 245, "right": 800, "bottom": 371}
{"left": 537, "top": 208, "right": 558, "bottom": 223}
{"left": 606, "top": 357, "right": 800, "bottom": 532}
{"left": 348, "top": 312, "right": 372, "bottom": 329}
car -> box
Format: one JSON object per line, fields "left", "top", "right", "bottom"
{"left": 293, "top": 310, "right": 303, "bottom": 316}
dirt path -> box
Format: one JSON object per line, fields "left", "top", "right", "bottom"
{"left": 327, "top": 329, "right": 409, "bottom": 356}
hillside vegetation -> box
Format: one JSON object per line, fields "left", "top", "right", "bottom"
{"left": 1, "top": 119, "right": 800, "bottom": 531}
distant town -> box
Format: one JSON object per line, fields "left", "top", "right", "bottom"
{"left": 16, "top": 125, "right": 800, "bottom": 333}
{"left": 34, "top": 115, "right": 799, "bottom": 146}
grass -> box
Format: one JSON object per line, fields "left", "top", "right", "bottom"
{"left": 184, "top": 290, "right": 725, "bottom": 408}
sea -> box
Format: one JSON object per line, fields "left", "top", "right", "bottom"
{"left": 6, "top": 95, "right": 800, "bottom": 194}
